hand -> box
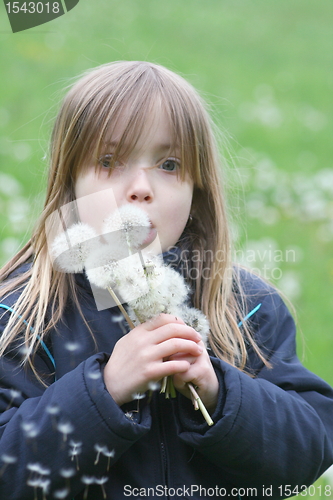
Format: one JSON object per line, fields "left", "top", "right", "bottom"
{"left": 170, "top": 344, "right": 219, "bottom": 413}
{"left": 103, "top": 314, "right": 203, "bottom": 406}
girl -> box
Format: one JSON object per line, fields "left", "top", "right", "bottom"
{"left": 0, "top": 61, "right": 332, "bottom": 500}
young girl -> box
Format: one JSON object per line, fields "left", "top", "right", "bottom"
{"left": 0, "top": 61, "right": 332, "bottom": 500}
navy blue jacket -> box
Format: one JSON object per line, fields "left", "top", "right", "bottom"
{"left": 0, "top": 263, "right": 332, "bottom": 499}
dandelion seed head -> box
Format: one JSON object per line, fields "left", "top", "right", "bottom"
{"left": 103, "top": 205, "right": 150, "bottom": 250}
{"left": 113, "top": 260, "right": 149, "bottom": 301}
{"left": 175, "top": 306, "right": 210, "bottom": 345}
{"left": 51, "top": 223, "right": 98, "bottom": 273}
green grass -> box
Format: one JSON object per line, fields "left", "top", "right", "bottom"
{"left": 0, "top": 1, "right": 332, "bottom": 496}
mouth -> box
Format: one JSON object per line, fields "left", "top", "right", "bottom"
{"left": 142, "top": 222, "right": 157, "bottom": 245}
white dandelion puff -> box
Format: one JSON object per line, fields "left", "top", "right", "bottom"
{"left": 51, "top": 223, "right": 98, "bottom": 273}
{"left": 85, "top": 244, "right": 120, "bottom": 289}
{"left": 173, "top": 305, "right": 210, "bottom": 346}
{"left": 103, "top": 204, "right": 150, "bottom": 251}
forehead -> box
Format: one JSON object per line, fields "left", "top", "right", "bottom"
{"left": 102, "top": 104, "right": 178, "bottom": 156}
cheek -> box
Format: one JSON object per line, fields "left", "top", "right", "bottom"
{"left": 74, "top": 173, "right": 119, "bottom": 233}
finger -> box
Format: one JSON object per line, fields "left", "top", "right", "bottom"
{"left": 152, "top": 323, "right": 202, "bottom": 344}
{"left": 155, "top": 338, "right": 203, "bottom": 360}
{"left": 144, "top": 313, "right": 185, "bottom": 331}
{"left": 167, "top": 353, "right": 197, "bottom": 364}
{"left": 157, "top": 359, "right": 192, "bottom": 379}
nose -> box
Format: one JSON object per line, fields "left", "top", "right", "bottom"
{"left": 126, "top": 168, "right": 153, "bottom": 203}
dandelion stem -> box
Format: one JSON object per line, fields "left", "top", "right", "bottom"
{"left": 187, "top": 383, "right": 214, "bottom": 426}
{"left": 107, "top": 287, "right": 135, "bottom": 329}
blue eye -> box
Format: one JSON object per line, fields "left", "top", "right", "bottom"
{"left": 159, "top": 159, "right": 180, "bottom": 172}
{"left": 99, "top": 154, "right": 113, "bottom": 169}
{"left": 99, "top": 154, "right": 122, "bottom": 169}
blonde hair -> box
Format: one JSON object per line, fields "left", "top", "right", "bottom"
{"left": 0, "top": 61, "right": 267, "bottom": 380}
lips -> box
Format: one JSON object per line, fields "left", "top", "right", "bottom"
{"left": 142, "top": 223, "right": 157, "bottom": 245}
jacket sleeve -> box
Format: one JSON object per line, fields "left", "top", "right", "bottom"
{"left": 177, "top": 281, "right": 333, "bottom": 495}
{"left": 0, "top": 304, "right": 151, "bottom": 499}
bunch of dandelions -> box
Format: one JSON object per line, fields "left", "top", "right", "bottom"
{"left": 51, "top": 205, "right": 213, "bottom": 425}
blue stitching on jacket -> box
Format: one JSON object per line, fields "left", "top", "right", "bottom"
{"left": 0, "top": 303, "right": 56, "bottom": 371}
{"left": 0, "top": 301, "right": 261, "bottom": 375}
{"left": 238, "top": 303, "right": 262, "bottom": 327}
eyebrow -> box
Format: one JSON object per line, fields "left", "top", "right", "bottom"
{"left": 102, "top": 141, "right": 179, "bottom": 154}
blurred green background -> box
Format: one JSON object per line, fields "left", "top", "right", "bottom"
{"left": 0, "top": 0, "right": 332, "bottom": 492}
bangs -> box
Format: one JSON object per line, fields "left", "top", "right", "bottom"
{"left": 67, "top": 62, "right": 205, "bottom": 188}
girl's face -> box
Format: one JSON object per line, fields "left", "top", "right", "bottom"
{"left": 74, "top": 109, "right": 194, "bottom": 252}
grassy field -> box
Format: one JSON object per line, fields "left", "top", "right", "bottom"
{"left": 0, "top": 0, "right": 332, "bottom": 496}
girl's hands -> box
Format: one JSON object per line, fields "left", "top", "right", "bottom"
{"left": 103, "top": 314, "right": 204, "bottom": 407}
{"left": 170, "top": 345, "right": 219, "bottom": 413}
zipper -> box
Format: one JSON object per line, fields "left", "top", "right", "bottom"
{"left": 155, "top": 394, "right": 170, "bottom": 499}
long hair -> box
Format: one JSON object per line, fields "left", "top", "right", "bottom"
{"left": 0, "top": 61, "right": 267, "bottom": 379}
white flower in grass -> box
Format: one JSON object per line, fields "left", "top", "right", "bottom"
{"left": 51, "top": 223, "right": 98, "bottom": 273}
{"left": 103, "top": 204, "right": 151, "bottom": 251}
